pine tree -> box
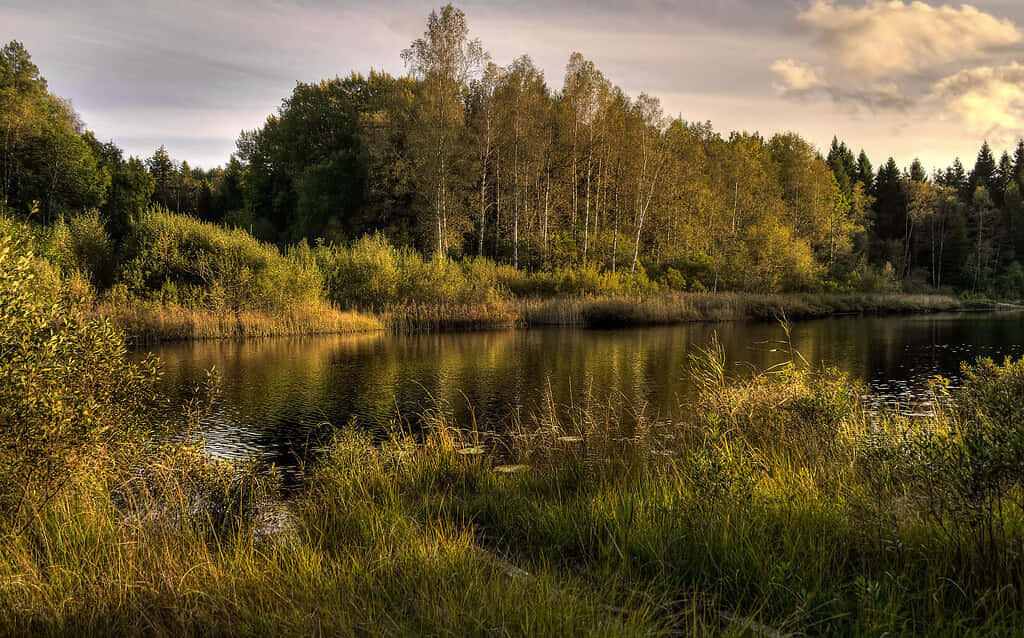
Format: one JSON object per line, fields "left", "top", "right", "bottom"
{"left": 855, "top": 150, "right": 873, "bottom": 192}
{"left": 874, "top": 157, "right": 905, "bottom": 242}
{"left": 908, "top": 158, "right": 927, "bottom": 183}
{"left": 826, "top": 137, "right": 855, "bottom": 199}
{"left": 944, "top": 158, "right": 969, "bottom": 199}
{"left": 995, "top": 150, "right": 1014, "bottom": 205}
{"left": 1013, "top": 139, "right": 1024, "bottom": 190}
{"left": 969, "top": 141, "right": 997, "bottom": 198}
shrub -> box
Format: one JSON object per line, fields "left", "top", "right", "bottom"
{"left": 0, "top": 234, "right": 164, "bottom": 529}
{"left": 321, "top": 234, "right": 510, "bottom": 309}
{"left": 117, "top": 208, "right": 324, "bottom": 311}
{"left": 48, "top": 210, "right": 115, "bottom": 288}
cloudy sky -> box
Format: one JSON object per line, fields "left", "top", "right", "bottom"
{"left": 5, "top": 0, "right": 1024, "bottom": 171}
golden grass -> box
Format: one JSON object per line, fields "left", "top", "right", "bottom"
{"left": 519, "top": 291, "right": 977, "bottom": 328}
{"left": 98, "top": 301, "right": 383, "bottom": 343}
{"left": 98, "top": 291, "right": 987, "bottom": 341}
{"left": 381, "top": 301, "right": 519, "bottom": 333}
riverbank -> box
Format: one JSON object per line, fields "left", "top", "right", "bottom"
{"left": 6, "top": 353, "right": 1024, "bottom": 635}
{"left": 105, "top": 291, "right": 1000, "bottom": 341}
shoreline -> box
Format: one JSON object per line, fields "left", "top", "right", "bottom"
{"left": 104, "top": 292, "right": 1013, "bottom": 344}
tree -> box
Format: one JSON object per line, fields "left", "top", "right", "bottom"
{"left": 147, "top": 145, "right": 177, "bottom": 210}
{"left": 0, "top": 41, "right": 107, "bottom": 221}
{"left": 908, "top": 158, "right": 927, "bottom": 183}
{"left": 969, "top": 141, "right": 997, "bottom": 199}
{"left": 969, "top": 186, "right": 996, "bottom": 292}
{"left": 83, "top": 133, "right": 153, "bottom": 239}
{"left": 826, "top": 137, "right": 856, "bottom": 199}
{"left": 995, "top": 151, "right": 1014, "bottom": 205}
{"left": 628, "top": 94, "right": 668, "bottom": 273}
{"left": 469, "top": 62, "right": 501, "bottom": 256}
{"left": 402, "top": 4, "right": 489, "bottom": 256}
{"left": 0, "top": 41, "right": 45, "bottom": 213}
{"left": 855, "top": 150, "right": 874, "bottom": 191}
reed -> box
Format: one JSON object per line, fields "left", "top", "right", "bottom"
{"left": 381, "top": 300, "right": 519, "bottom": 333}
{"left": 519, "top": 291, "right": 980, "bottom": 328}
{"left": 97, "top": 301, "right": 383, "bottom": 343}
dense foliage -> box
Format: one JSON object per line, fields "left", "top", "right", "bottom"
{"left": 4, "top": 6, "right": 1024, "bottom": 301}
{"left": 0, "top": 230, "right": 163, "bottom": 528}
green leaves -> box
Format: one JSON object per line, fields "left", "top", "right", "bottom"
{"left": 0, "top": 230, "right": 167, "bottom": 529}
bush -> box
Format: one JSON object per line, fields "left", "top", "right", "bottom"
{"left": 48, "top": 210, "right": 115, "bottom": 288}
{"left": 321, "top": 233, "right": 510, "bottom": 309}
{"left": 993, "top": 261, "right": 1024, "bottom": 300}
{"left": 0, "top": 234, "right": 164, "bottom": 529}
{"left": 117, "top": 208, "right": 324, "bottom": 311}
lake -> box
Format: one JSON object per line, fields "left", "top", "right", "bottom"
{"left": 145, "top": 311, "right": 1024, "bottom": 466}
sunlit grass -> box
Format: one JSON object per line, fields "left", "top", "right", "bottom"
{"left": 97, "top": 300, "right": 383, "bottom": 343}
{"left": 519, "top": 291, "right": 975, "bottom": 328}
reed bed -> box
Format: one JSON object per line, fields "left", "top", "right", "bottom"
{"left": 382, "top": 300, "right": 519, "bottom": 333}
{"left": 98, "top": 301, "right": 383, "bottom": 343}
{"left": 519, "top": 291, "right": 980, "bottom": 328}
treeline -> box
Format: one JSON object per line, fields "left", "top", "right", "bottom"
{"left": 2, "top": 5, "right": 1024, "bottom": 298}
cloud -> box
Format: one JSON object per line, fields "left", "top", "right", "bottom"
{"left": 771, "top": 59, "right": 823, "bottom": 91}
{"left": 799, "top": 0, "right": 1021, "bottom": 79}
{"left": 774, "top": 0, "right": 1024, "bottom": 129}
{"left": 930, "top": 63, "right": 1024, "bottom": 145}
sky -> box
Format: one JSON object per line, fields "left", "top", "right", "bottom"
{"left": 6, "top": 0, "right": 1024, "bottom": 172}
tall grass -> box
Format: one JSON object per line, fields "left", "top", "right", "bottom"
{"left": 97, "top": 300, "right": 383, "bottom": 343}
{"left": 382, "top": 352, "right": 1024, "bottom": 634}
{"left": 520, "top": 291, "right": 978, "bottom": 328}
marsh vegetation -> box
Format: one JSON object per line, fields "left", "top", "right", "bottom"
{"left": 5, "top": 231, "right": 1024, "bottom": 636}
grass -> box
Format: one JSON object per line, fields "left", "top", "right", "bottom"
{"left": 6, "top": 352, "right": 1024, "bottom": 635}
{"left": 521, "top": 291, "right": 984, "bottom": 328}
{"left": 381, "top": 300, "right": 519, "bottom": 333}
{"left": 97, "top": 300, "right": 383, "bottom": 344}
{"left": 0, "top": 439, "right": 660, "bottom": 637}
{"left": 95, "top": 291, "right": 986, "bottom": 341}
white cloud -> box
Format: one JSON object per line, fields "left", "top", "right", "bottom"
{"left": 931, "top": 63, "right": 1024, "bottom": 145}
{"left": 771, "top": 58, "right": 823, "bottom": 91}
{"left": 799, "top": 0, "right": 1021, "bottom": 79}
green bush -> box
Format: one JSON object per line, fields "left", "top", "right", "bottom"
{"left": 321, "top": 233, "right": 510, "bottom": 308}
{"left": 0, "top": 233, "right": 163, "bottom": 529}
{"left": 48, "top": 210, "right": 115, "bottom": 288}
{"left": 117, "top": 208, "right": 324, "bottom": 311}
{"left": 504, "top": 262, "right": 660, "bottom": 298}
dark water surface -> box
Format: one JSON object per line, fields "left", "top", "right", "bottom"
{"left": 143, "top": 311, "right": 1024, "bottom": 465}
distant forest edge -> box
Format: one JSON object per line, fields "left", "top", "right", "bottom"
{"left": 2, "top": 4, "right": 1023, "bottom": 337}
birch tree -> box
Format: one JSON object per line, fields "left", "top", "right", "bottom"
{"left": 402, "top": 4, "right": 488, "bottom": 256}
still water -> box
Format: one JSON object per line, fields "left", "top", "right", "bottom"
{"left": 145, "top": 311, "right": 1024, "bottom": 465}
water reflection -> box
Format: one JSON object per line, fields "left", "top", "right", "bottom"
{"left": 145, "top": 311, "right": 1024, "bottom": 465}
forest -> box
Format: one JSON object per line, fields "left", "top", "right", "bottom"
{"left": 3, "top": 5, "right": 1024, "bottom": 311}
